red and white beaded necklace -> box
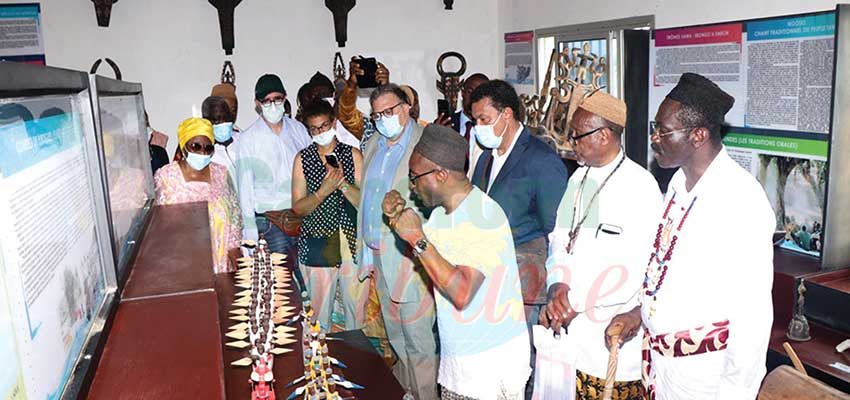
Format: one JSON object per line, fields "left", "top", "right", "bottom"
{"left": 641, "top": 191, "right": 698, "bottom": 317}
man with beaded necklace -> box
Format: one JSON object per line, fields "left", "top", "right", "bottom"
{"left": 606, "top": 73, "right": 775, "bottom": 399}
{"left": 539, "top": 89, "right": 661, "bottom": 399}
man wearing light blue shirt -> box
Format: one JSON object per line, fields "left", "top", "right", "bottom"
{"left": 356, "top": 84, "right": 436, "bottom": 400}
{"left": 236, "top": 74, "right": 311, "bottom": 268}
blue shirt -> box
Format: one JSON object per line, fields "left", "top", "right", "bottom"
{"left": 361, "top": 122, "right": 413, "bottom": 248}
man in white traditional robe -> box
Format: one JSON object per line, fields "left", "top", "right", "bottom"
{"left": 539, "top": 90, "right": 661, "bottom": 399}
{"left": 607, "top": 73, "right": 775, "bottom": 399}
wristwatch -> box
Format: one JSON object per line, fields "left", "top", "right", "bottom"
{"left": 340, "top": 183, "right": 349, "bottom": 193}
{"left": 412, "top": 238, "right": 428, "bottom": 255}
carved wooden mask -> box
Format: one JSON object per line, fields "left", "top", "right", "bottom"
{"left": 208, "top": 0, "right": 242, "bottom": 55}
{"left": 92, "top": 0, "right": 117, "bottom": 27}
{"left": 325, "top": 0, "right": 356, "bottom": 47}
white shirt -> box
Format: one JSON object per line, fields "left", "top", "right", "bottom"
{"left": 423, "top": 187, "right": 531, "bottom": 398}
{"left": 640, "top": 147, "right": 775, "bottom": 399}
{"left": 487, "top": 123, "right": 524, "bottom": 191}
{"left": 211, "top": 134, "right": 239, "bottom": 191}
{"left": 546, "top": 151, "right": 662, "bottom": 382}
{"left": 334, "top": 120, "right": 361, "bottom": 149}
{"left": 236, "top": 116, "right": 312, "bottom": 241}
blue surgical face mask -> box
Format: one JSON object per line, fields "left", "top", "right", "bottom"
{"left": 376, "top": 114, "right": 403, "bottom": 139}
{"left": 213, "top": 122, "right": 233, "bottom": 142}
{"left": 262, "top": 103, "right": 285, "bottom": 124}
{"left": 185, "top": 151, "right": 212, "bottom": 171}
{"left": 473, "top": 111, "right": 506, "bottom": 149}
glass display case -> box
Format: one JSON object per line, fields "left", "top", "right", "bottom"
{"left": 0, "top": 62, "right": 117, "bottom": 400}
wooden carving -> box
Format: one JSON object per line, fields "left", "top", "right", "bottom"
{"left": 520, "top": 42, "right": 607, "bottom": 158}
{"left": 90, "top": 58, "right": 122, "bottom": 80}
{"left": 91, "top": 0, "right": 117, "bottom": 28}
{"left": 325, "top": 0, "right": 356, "bottom": 47}
{"left": 221, "top": 60, "right": 236, "bottom": 85}
{"left": 208, "top": 0, "right": 242, "bottom": 55}
{"left": 444, "top": 0, "right": 454, "bottom": 10}
{"left": 436, "top": 51, "right": 467, "bottom": 115}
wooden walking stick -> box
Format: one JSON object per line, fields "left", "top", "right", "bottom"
{"left": 602, "top": 322, "right": 625, "bottom": 400}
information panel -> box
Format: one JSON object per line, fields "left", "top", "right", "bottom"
{"left": 648, "top": 11, "right": 835, "bottom": 257}
{"left": 0, "top": 93, "right": 108, "bottom": 399}
{"left": 0, "top": 3, "right": 45, "bottom": 65}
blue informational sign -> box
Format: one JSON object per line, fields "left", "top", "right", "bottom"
{"left": 747, "top": 13, "right": 836, "bottom": 41}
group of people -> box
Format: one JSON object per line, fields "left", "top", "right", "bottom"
{"left": 148, "top": 60, "right": 776, "bottom": 400}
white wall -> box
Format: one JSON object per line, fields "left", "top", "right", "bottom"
{"left": 502, "top": 0, "right": 842, "bottom": 32}
{"left": 14, "top": 0, "right": 501, "bottom": 154}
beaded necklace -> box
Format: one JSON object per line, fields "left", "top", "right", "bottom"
{"left": 642, "top": 191, "right": 697, "bottom": 317}
{"left": 566, "top": 152, "right": 626, "bottom": 254}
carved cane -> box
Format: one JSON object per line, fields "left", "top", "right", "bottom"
{"left": 603, "top": 322, "right": 625, "bottom": 400}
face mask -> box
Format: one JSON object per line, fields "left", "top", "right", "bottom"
{"left": 376, "top": 114, "right": 403, "bottom": 139}
{"left": 312, "top": 128, "right": 336, "bottom": 147}
{"left": 213, "top": 122, "right": 234, "bottom": 142}
{"left": 322, "top": 97, "right": 336, "bottom": 107}
{"left": 262, "top": 103, "right": 285, "bottom": 124}
{"left": 185, "top": 151, "right": 212, "bottom": 171}
{"left": 473, "top": 111, "right": 506, "bottom": 149}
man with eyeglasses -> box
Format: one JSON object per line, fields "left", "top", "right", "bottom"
{"left": 236, "top": 74, "right": 312, "bottom": 272}
{"left": 606, "top": 73, "right": 775, "bottom": 399}
{"left": 539, "top": 90, "right": 660, "bottom": 399}
{"left": 383, "top": 124, "right": 530, "bottom": 400}
{"left": 355, "top": 83, "right": 437, "bottom": 400}
{"left": 468, "top": 80, "right": 567, "bottom": 398}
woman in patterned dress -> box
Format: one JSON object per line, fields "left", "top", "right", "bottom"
{"left": 153, "top": 117, "right": 242, "bottom": 274}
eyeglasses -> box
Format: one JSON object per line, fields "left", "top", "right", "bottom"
{"left": 308, "top": 120, "right": 334, "bottom": 135}
{"left": 186, "top": 142, "right": 215, "bottom": 154}
{"left": 650, "top": 121, "right": 694, "bottom": 139}
{"left": 261, "top": 96, "right": 285, "bottom": 107}
{"left": 408, "top": 169, "right": 437, "bottom": 184}
{"left": 370, "top": 102, "right": 403, "bottom": 121}
{"left": 568, "top": 127, "right": 603, "bottom": 145}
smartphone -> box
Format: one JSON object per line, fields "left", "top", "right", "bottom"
{"left": 357, "top": 57, "right": 378, "bottom": 89}
{"left": 325, "top": 153, "right": 339, "bottom": 169}
{"left": 437, "top": 99, "right": 450, "bottom": 117}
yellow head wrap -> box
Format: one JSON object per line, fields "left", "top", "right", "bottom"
{"left": 177, "top": 117, "right": 214, "bottom": 150}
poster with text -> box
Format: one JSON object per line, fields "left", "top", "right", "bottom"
{"left": 723, "top": 128, "right": 827, "bottom": 256}
{"left": 0, "top": 97, "right": 107, "bottom": 399}
{"left": 505, "top": 31, "right": 535, "bottom": 93}
{"left": 647, "top": 10, "right": 835, "bottom": 257}
{"left": 0, "top": 4, "right": 45, "bottom": 65}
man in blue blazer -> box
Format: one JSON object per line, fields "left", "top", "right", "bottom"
{"left": 468, "top": 80, "right": 568, "bottom": 398}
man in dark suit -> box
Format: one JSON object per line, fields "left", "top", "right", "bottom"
{"left": 435, "top": 73, "right": 490, "bottom": 175}
{"left": 468, "top": 79, "right": 568, "bottom": 398}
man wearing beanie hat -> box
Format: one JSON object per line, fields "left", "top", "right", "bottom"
{"left": 383, "top": 124, "right": 531, "bottom": 399}
{"left": 236, "top": 73, "right": 312, "bottom": 267}
{"left": 607, "top": 73, "right": 775, "bottom": 399}
{"left": 540, "top": 89, "right": 661, "bottom": 398}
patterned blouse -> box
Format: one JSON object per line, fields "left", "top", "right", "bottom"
{"left": 298, "top": 143, "right": 358, "bottom": 266}
{"left": 153, "top": 161, "right": 243, "bottom": 273}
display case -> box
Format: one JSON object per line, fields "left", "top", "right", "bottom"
{"left": 88, "top": 75, "right": 153, "bottom": 284}
{"left": 0, "top": 62, "right": 117, "bottom": 400}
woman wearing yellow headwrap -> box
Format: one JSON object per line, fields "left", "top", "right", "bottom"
{"left": 153, "top": 117, "right": 243, "bottom": 273}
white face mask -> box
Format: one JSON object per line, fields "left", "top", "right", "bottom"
{"left": 473, "top": 111, "right": 506, "bottom": 149}
{"left": 262, "top": 103, "right": 285, "bottom": 124}
{"left": 376, "top": 114, "right": 404, "bottom": 139}
{"left": 312, "top": 128, "right": 337, "bottom": 147}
